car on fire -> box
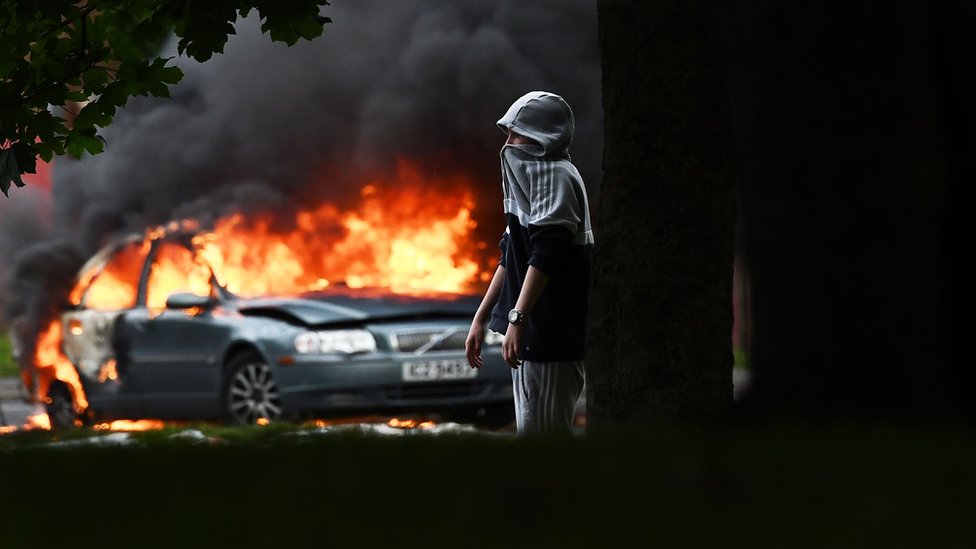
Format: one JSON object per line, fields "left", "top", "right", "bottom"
{"left": 44, "top": 230, "right": 514, "bottom": 429}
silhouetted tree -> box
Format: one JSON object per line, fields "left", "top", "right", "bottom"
{"left": 588, "top": 0, "right": 734, "bottom": 426}
{"left": 590, "top": 0, "right": 971, "bottom": 425}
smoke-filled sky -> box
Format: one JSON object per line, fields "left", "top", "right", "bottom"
{"left": 0, "top": 0, "right": 601, "bottom": 325}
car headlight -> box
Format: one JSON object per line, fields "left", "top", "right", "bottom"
{"left": 484, "top": 330, "right": 504, "bottom": 346}
{"left": 294, "top": 329, "right": 377, "bottom": 354}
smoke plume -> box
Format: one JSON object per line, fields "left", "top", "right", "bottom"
{"left": 0, "top": 0, "right": 602, "bottom": 366}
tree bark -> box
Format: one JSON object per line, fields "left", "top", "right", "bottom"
{"left": 587, "top": 0, "right": 735, "bottom": 426}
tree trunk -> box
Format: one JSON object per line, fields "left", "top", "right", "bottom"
{"left": 587, "top": 0, "right": 735, "bottom": 426}
{"left": 590, "top": 0, "right": 969, "bottom": 424}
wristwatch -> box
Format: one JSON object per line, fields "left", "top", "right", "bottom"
{"left": 507, "top": 308, "right": 526, "bottom": 326}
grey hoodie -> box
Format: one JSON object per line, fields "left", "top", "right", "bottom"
{"left": 497, "top": 90, "right": 575, "bottom": 159}
{"left": 489, "top": 91, "right": 594, "bottom": 362}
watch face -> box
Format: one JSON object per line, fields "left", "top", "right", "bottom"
{"left": 508, "top": 309, "right": 521, "bottom": 324}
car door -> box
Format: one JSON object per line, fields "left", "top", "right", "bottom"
{"left": 61, "top": 237, "right": 150, "bottom": 419}
{"left": 122, "top": 240, "right": 229, "bottom": 419}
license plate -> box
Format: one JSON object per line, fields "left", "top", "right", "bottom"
{"left": 402, "top": 359, "right": 478, "bottom": 382}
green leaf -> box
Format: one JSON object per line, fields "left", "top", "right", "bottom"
{"left": 146, "top": 58, "right": 184, "bottom": 95}
{"left": 82, "top": 127, "right": 103, "bottom": 153}
{"left": 0, "top": 150, "right": 12, "bottom": 196}
{"left": 178, "top": 21, "right": 237, "bottom": 62}
{"left": 73, "top": 101, "right": 114, "bottom": 130}
{"left": 0, "top": 149, "right": 25, "bottom": 197}
{"left": 24, "top": 110, "right": 69, "bottom": 145}
{"left": 11, "top": 142, "right": 37, "bottom": 175}
{"left": 159, "top": 64, "right": 183, "bottom": 85}
{"left": 65, "top": 128, "right": 106, "bottom": 157}
{"left": 82, "top": 66, "right": 110, "bottom": 91}
{"left": 256, "top": 1, "right": 329, "bottom": 45}
{"left": 34, "top": 139, "right": 64, "bottom": 163}
{"left": 99, "top": 81, "right": 131, "bottom": 109}
{"left": 64, "top": 133, "right": 85, "bottom": 159}
{"left": 0, "top": 49, "right": 17, "bottom": 80}
{"left": 65, "top": 90, "right": 89, "bottom": 102}
{"left": 295, "top": 16, "right": 326, "bottom": 41}
{"left": 174, "top": 1, "right": 240, "bottom": 62}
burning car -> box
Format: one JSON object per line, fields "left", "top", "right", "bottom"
{"left": 39, "top": 223, "right": 513, "bottom": 429}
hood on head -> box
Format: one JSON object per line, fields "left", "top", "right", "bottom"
{"left": 497, "top": 91, "right": 575, "bottom": 157}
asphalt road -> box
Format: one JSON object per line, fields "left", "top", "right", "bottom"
{"left": 0, "top": 377, "right": 35, "bottom": 428}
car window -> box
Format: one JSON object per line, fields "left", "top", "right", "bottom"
{"left": 81, "top": 240, "right": 150, "bottom": 310}
{"left": 146, "top": 241, "right": 214, "bottom": 311}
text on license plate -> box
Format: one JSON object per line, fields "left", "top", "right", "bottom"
{"left": 402, "top": 360, "right": 478, "bottom": 382}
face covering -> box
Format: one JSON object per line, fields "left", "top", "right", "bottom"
{"left": 499, "top": 144, "right": 588, "bottom": 237}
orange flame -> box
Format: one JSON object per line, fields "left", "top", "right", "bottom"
{"left": 71, "top": 240, "right": 150, "bottom": 308}
{"left": 194, "top": 166, "right": 491, "bottom": 299}
{"left": 97, "top": 359, "right": 118, "bottom": 382}
{"left": 387, "top": 418, "right": 436, "bottom": 429}
{"left": 25, "top": 413, "right": 51, "bottom": 430}
{"left": 34, "top": 320, "right": 88, "bottom": 412}
{"left": 76, "top": 163, "right": 493, "bottom": 314}
{"left": 93, "top": 420, "right": 165, "bottom": 431}
{"left": 146, "top": 241, "right": 213, "bottom": 311}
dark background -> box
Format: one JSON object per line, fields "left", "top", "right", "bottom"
{"left": 722, "top": 1, "right": 972, "bottom": 419}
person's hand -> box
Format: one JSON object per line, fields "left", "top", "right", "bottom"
{"left": 465, "top": 320, "right": 486, "bottom": 369}
{"left": 502, "top": 324, "right": 523, "bottom": 368}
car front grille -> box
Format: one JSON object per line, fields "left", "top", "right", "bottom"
{"left": 391, "top": 329, "right": 467, "bottom": 353}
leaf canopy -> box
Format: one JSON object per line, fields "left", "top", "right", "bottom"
{"left": 0, "top": 0, "right": 331, "bottom": 196}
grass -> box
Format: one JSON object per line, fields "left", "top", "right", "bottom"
{"left": 0, "top": 332, "right": 17, "bottom": 378}
{"left": 0, "top": 340, "right": 966, "bottom": 547}
{"left": 1, "top": 421, "right": 974, "bottom": 548}
{"left": 734, "top": 346, "right": 749, "bottom": 369}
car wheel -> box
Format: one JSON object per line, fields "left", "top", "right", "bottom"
{"left": 46, "top": 381, "right": 78, "bottom": 430}
{"left": 222, "top": 351, "right": 283, "bottom": 425}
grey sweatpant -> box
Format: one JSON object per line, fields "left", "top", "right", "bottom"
{"left": 512, "top": 361, "right": 585, "bottom": 435}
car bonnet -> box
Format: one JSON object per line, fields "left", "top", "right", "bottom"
{"left": 236, "top": 293, "right": 480, "bottom": 327}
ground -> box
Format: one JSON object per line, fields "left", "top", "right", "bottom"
{"left": 1, "top": 419, "right": 973, "bottom": 548}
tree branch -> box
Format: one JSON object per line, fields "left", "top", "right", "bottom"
{"left": 38, "top": 5, "right": 98, "bottom": 40}
{"left": 18, "top": 10, "right": 96, "bottom": 107}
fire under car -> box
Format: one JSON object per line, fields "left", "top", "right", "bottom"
{"left": 45, "top": 230, "right": 514, "bottom": 429}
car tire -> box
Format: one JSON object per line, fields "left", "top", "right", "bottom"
{"left": 222, "top": 350, "right": 283, "bottom": 425}
{"left": 46, "top": 381, "right": 78, "bottom": 430}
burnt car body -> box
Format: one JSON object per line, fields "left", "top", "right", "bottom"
{"left": 47, "top": 232, "right": 513, "bottom": 427}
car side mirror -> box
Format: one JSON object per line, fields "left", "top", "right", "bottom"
{"left": 165, "top": 293, "right": 215, "bottom": 310}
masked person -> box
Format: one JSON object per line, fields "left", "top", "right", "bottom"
{"left": 465, "top": 91, "right": 594, "bottom": 435}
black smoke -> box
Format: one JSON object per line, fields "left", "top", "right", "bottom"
{"left": 53, "top": 0, "right": 601, "bottom": 236}
{"left": 0, "top": 0, "right": 602, "bottom": 370}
